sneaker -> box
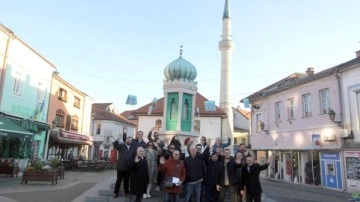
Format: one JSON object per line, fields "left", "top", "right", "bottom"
{"left": 113, "top": 193, "right": 119, "bottom": 198}
{"left": 155, "top": 186, "right": 160, "bottom": 191}
{"left": 143, "top": 193, "right": 148, "bottom": 198}
{"left": 147, "top": 194, "right": 151, "bottom": 198}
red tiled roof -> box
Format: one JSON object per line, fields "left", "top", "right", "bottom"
{"left": 130, "top": 92, "right": 226, "bottom": 117}
{"left": 92, "top": 103, "right": 136, "bottom": 126}
{"left": 235, "top": 107, "right": 251, "bottom": 120}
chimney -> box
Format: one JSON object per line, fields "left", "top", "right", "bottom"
{"left": 306, "top": 67, "right": 315, "bottom": 76}
{"left": 356, "top": 50, "right": 360, "bottom": 58}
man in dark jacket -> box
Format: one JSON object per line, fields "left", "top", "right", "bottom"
{"left": 184, "top": 145, "right": 210, "bottom": 202}
{"left": 240, "top": 155, "right": 270, "bottom": 202}
{"left": 129, "top": 147, "right": 149, "bottom": 202}
{"left": 113, "top": 136, "right": 134, "bottom": 198}
{"left": 204, "top": 152, "right": 220, "bottom": 202}
{"left": 130, "top": 131, "right": 147, "bottom": 149}
{"left": 216, "top": 148, "right": 242, "bottom": 202}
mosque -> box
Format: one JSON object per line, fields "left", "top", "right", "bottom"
{"left": 126, "top": 0, "right": 240, "bottom": 149}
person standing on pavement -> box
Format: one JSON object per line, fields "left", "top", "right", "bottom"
{"left": 144, "top": 141, "right": 161, "bottom": 198}
{"left": 234, "top": 151, "right": 245, "bottom": 202}
{"left": 113, "top": 136, "right": 134, "bottom": 198}
{"left": 184, "top": 144, "right": 210, "bottom": 202}
{"left": 212, "top": 136, "right": 231, "bottom": 153}
{"left": 204, "top": 152, "right": 220, "bottom": 202}
{"left": 216, "top": 148, "right": 242, "bottom": 202}
{"left": 240, "top": 155, "right": 271, "bottom": 202}
{"left": 129, "top": 147, "right": 149, "bottom": 202}
{"left": 159, "top": 149, "right": 186, "bottom": 202}
{"left": 147, "top": 128, "right": 165, "bottom": 192}
{"left": 131, "top": 131, "right": 147, "bottom": 150}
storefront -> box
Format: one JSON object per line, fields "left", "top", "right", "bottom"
{"left": 343, "top": 150, "right": 360, "bottom": 192}
{"left": 320, "top": 151, "right": 342, "bottom": 190}
{"left": 48, "top": 129, "right": 93, "bottom": 161}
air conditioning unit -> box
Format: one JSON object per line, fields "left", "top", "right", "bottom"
{"left": 324, "top": 133, "right": 336, "bottom": 141}
{"left": 339, "top": 129, "right": 349, "bottom": 138}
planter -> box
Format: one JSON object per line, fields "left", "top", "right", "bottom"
{"left": 0, "top": 165, "right": 19, "bottom": 177}
{"left": 21, "top": 170, "right": 58, "bottom": 185}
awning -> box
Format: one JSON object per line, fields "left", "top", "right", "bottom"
{"left": 50, "top": 130, "right": 93, "bottom": 146}
{"left": 0, "top": 116, "right": 33, "bottom": 138}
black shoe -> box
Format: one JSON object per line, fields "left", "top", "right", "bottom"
{"left": 113, "top": 193, "right": 119, "bottom": 198}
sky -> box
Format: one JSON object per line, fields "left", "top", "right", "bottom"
{"left": 1, "top": 0, "right": 360, "bottom": 113}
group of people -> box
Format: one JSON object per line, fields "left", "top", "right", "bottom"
{"left": 112, "top": 129, "right": 271, "bottom": 202}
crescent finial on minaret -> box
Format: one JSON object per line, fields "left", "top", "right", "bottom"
{"left": 180, "top": 45, "right": 183, "bottom": 56}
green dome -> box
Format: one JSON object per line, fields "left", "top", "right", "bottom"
{"left": 164, "top": 56, "right": 197, "bottom": 81}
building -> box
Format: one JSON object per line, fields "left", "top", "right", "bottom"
{"left": 242, "top": 52, "right": 360, "bottom": 192}
{"left": 90, "top": 103, "right": 136, "bottom": 161}
{"left": 0, "top": 23, "right": 54, "bottom": 171}
{"left": 47, "top": 73, "right": 94, "bottom": 161}
{"left": 233, "top": 107, "right": 251, "bottom": 150}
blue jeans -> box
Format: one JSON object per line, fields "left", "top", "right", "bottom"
{"left": 185, "top": 181, "right": 202, "bottom": 202}
{"left": 163, "top": 192, "right": 180, "bottom": 202}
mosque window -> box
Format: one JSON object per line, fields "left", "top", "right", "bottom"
{"left": 183, "top": 99, "right": 189, "bottom": 120}
{"left": 194, "top": 120, "right": 200, "bottom": 133}
{"left": 170, "top": 98, "right": 176, "bottom": 119}
{"left": 155, "top": 119, "right": 162, "bottom": 131}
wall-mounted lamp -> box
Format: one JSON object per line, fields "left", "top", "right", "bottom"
{"left": 328, "top": 109, "right": 342, "bottom": 127}
{"left": 253, "top": 104, "right": 260, "bottom": 110}
{"left": 260, "top": 121, "right": 269, "bottom": 135}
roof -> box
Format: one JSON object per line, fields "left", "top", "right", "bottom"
{"left": 243, "top": 56, "right": 360, "bottom": 102}
{"left": 92, "top": 103, "right": 136, "bottom": 126}
{"left": 129, "top": 92, "right": 226, "bottom": 117}
{"left": 234, "top": 107, "right": 251, "bottom": 120}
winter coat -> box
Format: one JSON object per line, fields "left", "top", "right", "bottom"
{"left": 159, "top": 159, "right": 186, "bottom": 194}
{"left": 113, "top": 141, "right": 134, "bottom": 171}
{"left": 212, "top": 138, "right": 231, "bottom": 153}
{"left": 217, "top": 157, "right": 242, "bottom": 186}
{"left": 204, "top": 158, "right": 219, "bottom": 187}
{"left": 129, "top": 157, "right": 149, "bottom": 195}
{"left": 183, "top": 147, "right": 210, "bottom": 183}
{"left": 240, "top": 163, "right": 269, "bottom": 194}
{"left": 145, "top": 148, "right": 160, "bottom": 183}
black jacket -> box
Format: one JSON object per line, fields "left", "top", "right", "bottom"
{"left": 129, "top": 157, "right": 149, "bottom": 195}
{"left": 113, "top": 141, "right": 134, "bottom": 171}
{"left": 184, "top": 147, "right": 209, "bottom": 183}
{"left": 204, "top": 159, "right": 219, "bottom": 186}
{"left": 216, "top": 157, "right": 242, "bottom": 186}
{"left": 240, "top": 163, "right": 269, "bottom": 194}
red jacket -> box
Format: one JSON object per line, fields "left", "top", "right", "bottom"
{"left": 159, "top": 159, "right": 186, "bottom": 194}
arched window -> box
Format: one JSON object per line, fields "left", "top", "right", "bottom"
{"left": 194, "top": 120, "right": 200, "bottom": 133}
{"left": 183, "top": 99, "right": 189, "bottom": 120}
{"left": 54, "top": 109, "right": 65, "bottom": 127}
{"left": 155, "top": 119, "right": 162, "bottom": 131}
{"left": 170, "top": 98, "right": 176, "bottom": 119}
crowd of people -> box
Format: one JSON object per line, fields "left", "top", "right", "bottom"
{"left": 112, "top": 128, "right": 271, "bottom": 202}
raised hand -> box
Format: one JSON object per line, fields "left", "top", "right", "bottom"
{"left": 159, "top": 156, "right": 165, "bottom": 164}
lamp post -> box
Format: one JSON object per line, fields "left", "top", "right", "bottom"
{"left": 328, "top": 109, "right": 342, "bottom": 127}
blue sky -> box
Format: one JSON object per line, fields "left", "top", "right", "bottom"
{"left": 2, "top": 0, "right": 360, "bottom": 112}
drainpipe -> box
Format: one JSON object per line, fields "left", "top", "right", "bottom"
{"left": 0, "top": 32, "right": 13, "bottom": 108}
{"left": 334, "top": 68, "right": 343, "bottom": 128}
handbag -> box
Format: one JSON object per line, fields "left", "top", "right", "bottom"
{"left": 163, "top": 162, "right": 180, "bottom": 188}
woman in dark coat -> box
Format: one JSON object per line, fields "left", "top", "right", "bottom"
{"left": 129, "top": 147, "right": 149, "bottom": 202}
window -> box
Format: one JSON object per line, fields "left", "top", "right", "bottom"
{"left": 96, "top": 124, "right": 101, "bottom": 135}
{"left": 36, "top": 83, "right": 45, "bottom": 103}
{"left": 71, "top": 115, "right": 78, "bottom": 131}
{"left": 74, "top": 96, "right": 80, "bottom": 108}
{"left": 54, "top": 109, "right": 65, "bottom": 127}
{"left": 255, "top": 113, "right": 262, "bottom": 133}
{"left": 275, "top": 101, "right": 281, "bottom": 121}
{"left": 319, "top": 88, "right": 330, "bottom": 114}
{"left": 194, "top": 120, "right": 200, "bottom": 133}
{"left": 302, "top": 94, "right": 312, "bottom": 117}
{"left": 288, "top": 98, "right": 295, "bottom": 120}
{"left": 183, "top": 99, "right": 189, "bottom": 120}
{"left": 13, "top": 71, "right": 24, "bottom": 96}
{"left": 234, "top": 138, "right": 238, "bottom": 145}
{"left": 58, "top": 88, "right": 67, "bottom": 102}
{"left": 170, "top": 98, "right": 176, "bottom": 119}
{"left": 155, "top": 119, "right": 162, "bottom": 131}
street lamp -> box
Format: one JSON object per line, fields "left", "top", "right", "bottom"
{"left": 328, "top": 109, "right": 342, "bottom": 127}
{"left": 260, "top": 121, "right": 269, "bottom": 135}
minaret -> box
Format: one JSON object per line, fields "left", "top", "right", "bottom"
{"left": 219, "top": 0, "right": 234, "bottom": 143}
